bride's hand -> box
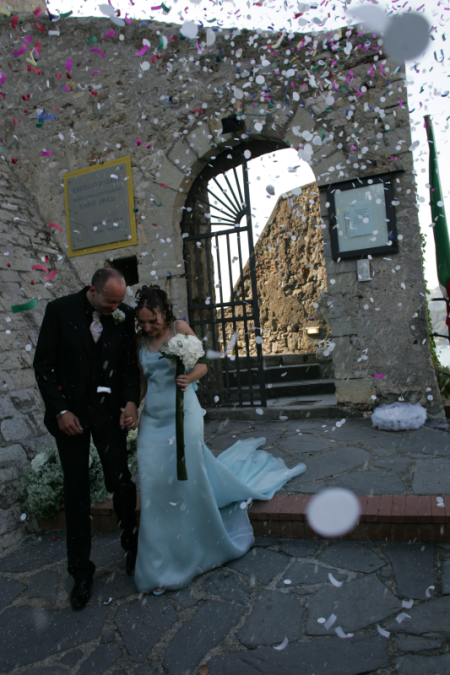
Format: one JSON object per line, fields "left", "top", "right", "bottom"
{"left": 175, "top": 374, "right": 190, "bottom": 392}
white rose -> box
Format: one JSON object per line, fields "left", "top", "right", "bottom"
{"left": 31, "top": 452, "right": 49, "bottom": 472}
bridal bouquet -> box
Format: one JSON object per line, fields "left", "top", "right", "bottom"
{"left": 160, "top": 333, "right": 209, "bottom": 481}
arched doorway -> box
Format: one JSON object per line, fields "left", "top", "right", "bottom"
{"left": 181, "top": 140, "right": 333, "bottom": 409}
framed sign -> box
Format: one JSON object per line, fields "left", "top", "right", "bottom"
{"left": 326, "top": 172, "right": 399, "bottom": 260}
{"left": 64, "top": 156, "right": 137, "bottom": 257}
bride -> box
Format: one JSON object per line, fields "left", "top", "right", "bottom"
{"left": 128, "top": 284, "right": 307, "bottom": 595}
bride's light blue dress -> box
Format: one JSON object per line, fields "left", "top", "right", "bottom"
{"left": 134, "top": 330, "right": 307, "bottom": 593}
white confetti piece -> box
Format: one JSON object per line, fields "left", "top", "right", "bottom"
{"left": 266, "top": 185, "right": 275, "bottom": 196}
{"left": 436, "top": 497, "right": 445, "bottom": 508}
{"left": 328, "top": 573, "right": 343, "bottom": 588}
{"left": 140, "top": 61, "right": 150, "bottom": 71}
{"left": 103, "top": 597, "right": 113, "bottom": 605}
{"left": 255, "top": 408, "right": 264, "bottom": 415}
{"left": 307, "top": 489, "right": 360, "bottom": 538}
{"left": 240, "top": 501, "right": 248, "bottom": 510}
{"left": 324, "top": 613, "right": 337, "bottom": 630}
{"left": 395, "top": 613, "right": 411, "bottom": 624}
{"left": 425, "top": 585, "right": 435, "bottom": 598}
{"left": 181, "top": 21, "right": 198, "bottom": 39}
{"left": 335, "top": 626, "right": 353, "bottom": 639}
{"left": 20, "top": 513, "right": 26, "bottom": 522}
{"left": 169, "top": 502, "right": 178, "bottom": 506}
{"left": 273, "top": 636, "right": 288, "bottom": 651}
{"left": 317, "top": 617, "right": 326, "bottom": 624}
{"left": 283, "top": 579, "right": 292, "bottom": 585}
{"left": 377, "top": 625, "right": 390, "bottom": 638}
{"left": 25, "top": 344, "right": 32, "bottom": 352}
{"left": 402, "top": 599, "right": 414, "bottom": 609}
{"left": 97, "top": 386, "right": 111, "bottom": 394}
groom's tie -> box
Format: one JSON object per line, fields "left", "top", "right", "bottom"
{"left": 90, "top": 310, "right": 103, "bottom": 343}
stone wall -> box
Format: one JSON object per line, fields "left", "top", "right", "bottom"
{"left": 218, "top": 182, "right": 330, "bottom": 356}
{"left": 0, "top": 16, "right": 442, "bottom": 427}
{"left": 0, "top": 159, "right": 81, "bottom": 552}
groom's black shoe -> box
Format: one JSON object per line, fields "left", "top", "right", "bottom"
{"left": 70, "top": 578, "right": 93, "bottom": 611}
{"left": 126, "top": 550, "right": 137, "bottom": 576}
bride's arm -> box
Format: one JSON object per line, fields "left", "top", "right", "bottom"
{"left": 136, "top": 336, "right": 148, "bottom": 403}
{"left": 173, "top": 319, "right": 208, "bottom": 391}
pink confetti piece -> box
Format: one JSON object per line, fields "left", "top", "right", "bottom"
{"left": 24, "top": 36, "right": 33, "bottom": 44}
{"left": 64, "top": 85, "right": 71, "bottom": 92}
{"left": 92, "top": 70, "right": 101, "bottom": 75}
{"left": 380, "top": 63, "right": 387, "bottom": 77}
{"left": 399, "top": 99, "right": 403, "bottom": 107}
{"left": 135, "top": 45, "right": 149, "bottom": 56}
{"left": 346, "top": 70, "right": 354, "bottom": 84}
{"left": 11, "top": 44, "right": 27, "bottom": 57}
{"left": 48, "top": 222, "right": 62, "bottom": 233}
{"left": 145, "top": 143, "right": 152, "bottom": 149}
{"left": 42, "top": 269, "right": 58, "bottom": 281}
{"left": 66, "top": 58, "right": 73, "bottom": 72}
{"left": 124, "top": 14, "right": 133, "bottom": 24}
{"left": 151, "top": 5, "right": 162, "bottom": 9}
{"left": 0, "top": 73, "right": 5, "bottom": 86}
{"left": 374, "top": 373, "right": 385, "bottom": 379}
{"left": 31, "top": 264, "right": 49, "bottom": 273}
{"left": 41, "top": 150, "right": 52, "bottom": 156}
{"left": 136, "top": 139, "right": 142, "bottom": 146}
{"left": 104, "top": 29, "right": 115, "bottom": 38}
{"left": 90, "top": 48, "right": 106, "bottom": 58}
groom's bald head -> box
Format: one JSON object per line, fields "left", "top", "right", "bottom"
{"left": 87, "top": 267, "right": 126, "bottom": 315}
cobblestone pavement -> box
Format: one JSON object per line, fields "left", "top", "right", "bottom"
{"left": 204, "top": 417, "right": 450, "bottom": 495}
{"left": 0, "top": 531, "right": 450, "bottom": 674}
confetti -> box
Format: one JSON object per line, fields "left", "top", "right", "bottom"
{"left": 377, "top": 625, "right": 390, "bottom": 638}
{"left": 324, "top": 613, "right": 337, "bottom": 630}
{"left": 102, "top": 597, "right": 113, "bottom": 605}
{"left": 335, "top": 626, "right": 354, "bottom": 639}
{"left": 307, "top": 489, "right": 360, "bottom": 538}
{"left": 328, "top": 573, "right": 343, "bottom": 588}
{"left": 425, "top": 585, "right": 435, "bottom": 598}
{"left": 11, "top": 298, "right": 37, "bottom": 313}
{"left": 273, "top": 636, "right": 289, "bottom": 651}
{"left": 395, "top": 613, "right": 411, "bottom": 624}
{"left": 402, "top": 599, "right": 414, "bottom": 609}
{"left": 90, "top": 49, "right": 106, "bottom": 58}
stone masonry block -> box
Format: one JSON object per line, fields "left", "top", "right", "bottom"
{"left": 1, "top": 416, "right": 33, "bottom": 443}
{"left": 0, "top": 445, "right": 28, "bottom": 469}
{"left": 336, "top": 378, "right": 375, "bottom": 405}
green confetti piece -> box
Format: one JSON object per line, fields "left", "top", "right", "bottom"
{"left": 36, "top": 119, "right": 44, "bottom": 128}
{"left": 11, "top": 298, "right": 37, "bottom": 313}
{"left": 87, "top": 36, "right": 97, "bottom": 44}
{"left": 157, "top": 37, "right": 164, "bottom": 51}
{"left": 60, "top": 11, "right": 73, "bottom": 18}
{"left": 325, "top": 108, "right": 332, "bottom": 113}
{"left": 133, "top": 207, "right": 139, "bottom": 212}
{"left": 161, "top": 3, "right": 170, "bottom": 12}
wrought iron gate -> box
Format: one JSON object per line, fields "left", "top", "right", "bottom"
{"left": 181, "top": 160, "right": 266, "bottom": 408}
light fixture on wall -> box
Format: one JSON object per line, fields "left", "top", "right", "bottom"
{"left": 304, "top": 327, "right": 320, "bottom": 335}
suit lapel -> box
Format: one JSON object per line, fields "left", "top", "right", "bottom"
{"left": 101, "top": 313, "right": 114, "bottom": 355}
{"left": 71, "top": 288, "right": 94, "bottom": 355}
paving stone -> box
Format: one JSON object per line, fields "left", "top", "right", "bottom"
{"left": 0, "top": 533, "right": 66, "bottom": 572}
{"left": 306, "top": 573, "right": 401, "bottom": 635}
{"left": 373, "top": 457, "right": 411, "bottom": 472}
{"left": 133, "top": 665, "right": 161, "bottom": 675}
{"left": 91, "top": 540, "right": 124, "bottom": 568}
{"left": 207, "top": 634, "right": 389, "bottom": 674}
{"left": 395, "top": 634, "right": 443, "bottom": 652}
{"left": 412, "top": 459, "right": 450, "bottom": 494}
{"left": 0, "top": 574, "right": 26, "bottom": 611}
{"left": 59, "top": 649, "right": 83, "bottom": 667}
{"left": 22, "top": 668, "right": 68, "bottom": 675}
{"left": 226, "top": 547, "right": 289, "bottom": 584}
{"left": 163, "top": 600, "right": 245, "bottom": 675}
{"left": 28, "top": 570, "right": 60, "bottom": 604}
{"left": 277, "top": 561, "right": 346, "bottom": 588}
{"left": 254, "top": 537, "right": 281, "bottom": 548}
{"left": 0, "top": 605, "right": 108, "bottom": 672}
{"left": 442, "top": 560, "right": 450, "bottom": 595}
{"left": 330, "top": 471, "right": 405, "bottom": 495}
{"left": 395, "top": 653, "right": 450, "bottom": 675}
{"left": 277, "top": 435, "right": 337, "bottom": 454}
{"left": 280, "top": 541, "right": 320, "bottom": 557}
{"left": 380, "top": 567, "right": 391, "bottom": 577}
{"left": 115, "top": 597, "right": 178, "bottom": 663}
{"left": 64, "top": 572, "right": 137, "bottom": 603}
{"left": 237, "top": 590, "right": 302, "bottom": 648}
{"left": 286, "top": 446, "right": 370, "bottom": 486}
{"left": 364, "top": 431, "right": 450, "bottom": 456}
{"left": 317, "top": 543, "right": 385, "bottom": 573}
{"left": 75, "top": 644, "right": 122, "bottom": 675}
{"left": 111, "top": 671, "right": 127, "bottom": 675}
{"left": 90, "top": 532, "right": 121, "bottom": 549}
{"left": 327, "top": 426, "right": 386, "bottom": 442}
{"left": 100, "top": 630, "right": 115, "bottom": 644}
{"left": 167, "top": 588, "right": 197, "bottom": 607}
{"left": 387, "top": 596, "right": 450, "bottom": 638}
{"left": 383, "top": 544, "right": 435, "bottom": 600}
{"left": 202, "top": 569, "right": 252, "bottom": 606}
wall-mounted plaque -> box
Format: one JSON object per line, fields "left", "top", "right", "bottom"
{"left": 64, "top": 156, "right": 137, "bottom": 257}
{"left": 326, "top": 172, "right": 400, "bottom": 260}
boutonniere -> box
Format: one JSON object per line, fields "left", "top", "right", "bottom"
{"left": 112, "top": 309, "right": 126, "bottom": 325}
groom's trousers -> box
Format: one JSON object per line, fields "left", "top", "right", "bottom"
{"left": 53, "top": 402, "right": 138, "bottom": 582}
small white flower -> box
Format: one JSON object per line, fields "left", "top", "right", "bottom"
{"left": 165, "top": 333, "right": 205, "bottom": 369}
{"left": 112, "top": 309, "right": 126, "bottom": 325}
{"left": 31, "top": 452, "right": 49, "bottom": 472}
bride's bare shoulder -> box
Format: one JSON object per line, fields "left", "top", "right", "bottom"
{"left": 174, "top": 319, "right": 195, "bottom": 336}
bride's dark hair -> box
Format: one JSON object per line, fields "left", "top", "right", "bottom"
{"left": 134, "top": 285, "right": 176, "bottom": 332}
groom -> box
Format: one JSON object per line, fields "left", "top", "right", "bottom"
{"left": 33, "top": 267, "right": 140, "bottom": 610}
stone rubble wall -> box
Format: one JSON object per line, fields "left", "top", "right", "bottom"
{"left": 218, "top": 182, "right": 331, "bottom": 356}
{"left": 0, "top": 160, "right": 82, "bottom": 552}
{"left": 0, "top": 14, "right": 444, "bottom": 548}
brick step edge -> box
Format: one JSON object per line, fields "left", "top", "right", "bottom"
{"left": 36, "top": 494, "right": 450, "bottom": 543}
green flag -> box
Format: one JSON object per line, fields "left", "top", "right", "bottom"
{"left": 425, "top": 115, "right": 450, "bottom": 295}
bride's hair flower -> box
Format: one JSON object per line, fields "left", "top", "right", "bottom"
{"left": 112, "top": 309, "right": 126, "bottom": 325}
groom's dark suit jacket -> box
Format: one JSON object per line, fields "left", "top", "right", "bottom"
{"left": 33, "top": 287, "right": 140, "bottom": 433}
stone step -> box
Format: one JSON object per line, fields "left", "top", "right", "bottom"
{"left": 227, "top": 353, "right": 321, "bottom": 369}
{"left": 36, "top": 494, "right": 450, "bottom": 543}
{"left": 226, "top": 363, "right": 323, "bottom": 386}
{"left": 203, "top": 402, "right": 347, "bottom": 421}
{"left": 223, "top": 378, "right": 336, "bottom": 402}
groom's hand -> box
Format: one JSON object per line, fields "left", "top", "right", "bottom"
{"left": 57, "top": 412, "right": 84, "bottom": 436}
{"left": 120, "top": 402, "right": 138, "bottom": 430}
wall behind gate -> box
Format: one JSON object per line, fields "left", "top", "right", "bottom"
{"left": 0, "top": 12, "right": 442, "bottom": 425}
